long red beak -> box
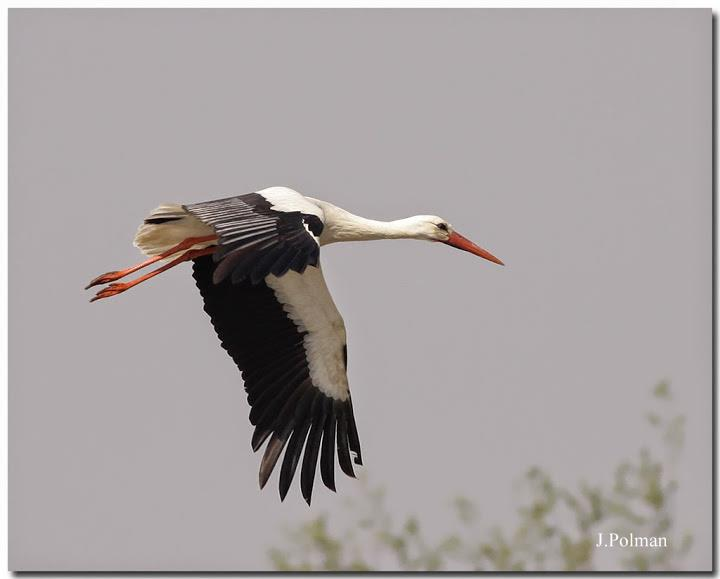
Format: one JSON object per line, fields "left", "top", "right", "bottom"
{"left": 444, "top": 231, "right": 504, "bottom": 266}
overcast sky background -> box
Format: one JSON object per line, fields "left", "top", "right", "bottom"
{"left": 9, "top": 9, "right": 711, "bottom": 571}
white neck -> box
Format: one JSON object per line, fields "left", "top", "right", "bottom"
{"left": 308, "top": 198, "right": 420, "bottom": 245}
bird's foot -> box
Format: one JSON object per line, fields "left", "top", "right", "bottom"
{"left": 85, "top": 271, "right": 124, "bottom": 289}
{"left": 90, "top": 282, "right": 131, "bottom": 302}
{"left": 86, "top": 245, "right": 216, "bottom": 303}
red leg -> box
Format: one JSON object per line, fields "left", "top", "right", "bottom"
{"left": 85, "top": 235, "right": 217, "bottom": 289}
{"left": 90, "top": 246, "right": 216, "bottom": 302}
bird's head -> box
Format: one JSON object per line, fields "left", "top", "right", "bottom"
{"left": 405, "top": 215, "right": 504, "bottom": 266}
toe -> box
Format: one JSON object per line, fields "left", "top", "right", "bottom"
{"left": 85, "top": 271, "right": 120, "bottom": 290}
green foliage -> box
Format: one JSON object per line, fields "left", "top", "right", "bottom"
{"left": 269, "top": 383, "right": 692, "bottom": 571}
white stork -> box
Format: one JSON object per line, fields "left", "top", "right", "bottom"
{"left": 86, "top": 186, "right": 503, "bottom": 504}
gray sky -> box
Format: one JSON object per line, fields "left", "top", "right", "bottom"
{"left": 9, "top": 9, "right": 711, "bottom": 571}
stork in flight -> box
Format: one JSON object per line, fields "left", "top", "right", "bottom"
{"left": 86, "top": 186, "right": 503, "bottom": 504}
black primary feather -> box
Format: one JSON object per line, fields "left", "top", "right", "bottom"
{"left": 192, "top": 255, "right": 362, "bottom": 502}
{"left": 301, "top": 396, "right": 327, "bottom": 505}
{"left": 279, "top": 418, "right": 312, "bottom": 501}
{"left": 335, "top": 402, "right": 356, "bottom": 478}
{"left": 320, "top": 404, "right": 337, "bottom": 492}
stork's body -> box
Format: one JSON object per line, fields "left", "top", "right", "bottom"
{"left": 87, "top": 186, "right": 503, "bottom": 504}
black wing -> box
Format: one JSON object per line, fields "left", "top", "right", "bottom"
{"left": 184, "top": 191, "right": 324, "bottom": 285}
{"left": 192, "top": 255, "right": 362, "bottom": 505}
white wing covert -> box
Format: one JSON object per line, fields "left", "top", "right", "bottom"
{"left": 189, "top": 189, "right": 361, "bottom": 504}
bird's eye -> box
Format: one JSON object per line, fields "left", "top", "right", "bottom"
{"left": 436, "top": 223, "right": 449, "bottom": 231}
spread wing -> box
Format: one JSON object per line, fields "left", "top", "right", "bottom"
{"left": 184, "top": 188, "right": 324, "bottom": 285}
{"left": 192, "top": 252, "right": 362, "bottom": 505}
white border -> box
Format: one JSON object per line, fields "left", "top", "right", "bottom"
{"left": 3, "top": 2, "right": 8, "bottom": 575}
{"left": 2, "top": 1, "right": 718, "bottom": 7}
{"left": 2, "top": 2, "right": 716, "bottom": 576}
